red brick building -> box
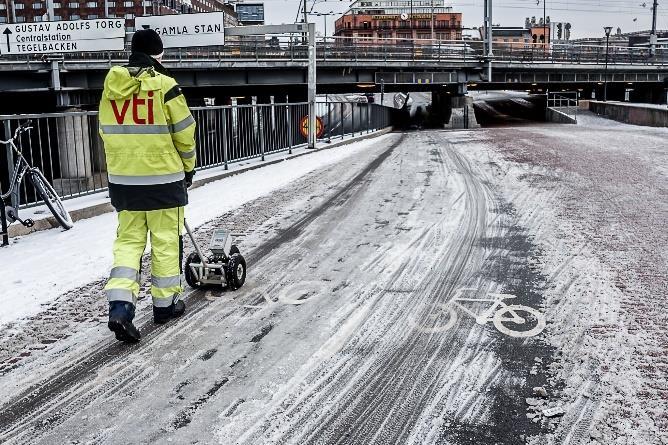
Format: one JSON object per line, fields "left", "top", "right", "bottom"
{"left": 0, "top": 0, "right": 236, "bottom": 31}
{"left": 334, "top": 0, "right": 462, "bottom": 44}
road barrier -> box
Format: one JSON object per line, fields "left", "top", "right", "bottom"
{"left": 0, "top": 101, "right": 391, "bottom": 209}
{"left": 589, "top": 101, "right": 668, "bottom": 127}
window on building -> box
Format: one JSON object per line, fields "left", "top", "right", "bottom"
{"left": 70, "top": 13, "right": 80, "bottom": 19}
{"left": 0, "top": 17, "right": 6, "bottom": 23}
{"left": 127, "top": 25, "right": 134, "bottom": 31}
{"left": 33, "top": 2, "right": 44, "bottom": 8}
{"left": 107, "top": 1, "right": 115, "bottom": 7}
{"left": 70, "top": 2, "right": 79, "bottom": 7}
{"left": 362, "top": 21, "right": 370, "bottom": 29}
{"left": 124, "top": 0, "right": 133, "bottom": 6}
{"left": 86, "top": 1, "right": 97, "bottom": 6}
{"left": 143, "top": 0, "right": 151, "bottom": 6}
{"left": 34, "top": 15, "right": 43, "bottom": 21}
{"left": 53, "top": 14, "right": 61, "bottom": 20}
{"left": 14, "top": 3, "right": 25, "bottom": 9}
{"left": 53, "top": 2, "right": 61, "bottom": 7}
{"left": 125, "top": 12, "right": 134, "bottom": 19}
{"left": 15, "top": 16, "right": 25, "bottom": 22}
{"left": 0, "top": 2, "right": 7, "bottom": 8}
{"left": 88, "top": 13, "right": 98, "bottom": 18}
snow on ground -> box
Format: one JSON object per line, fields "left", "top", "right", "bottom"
{"left": 0, "top": 115, "right": 666, "bottom": 444}
{"left": 460, "top": 115, "right": 668, "bottom": 444}
{"left": 0, "top": 134, "right": 392, "bottom": 327}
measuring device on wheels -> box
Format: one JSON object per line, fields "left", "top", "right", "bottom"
{"left": 183, "top": 220, "right": 247, "bottom": 290}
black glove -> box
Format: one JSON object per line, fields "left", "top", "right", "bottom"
{"left": 184, "top": 170, "right": 195, "bottom": 189}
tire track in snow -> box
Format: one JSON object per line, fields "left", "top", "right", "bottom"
{"left": 221, "top": 131, "right": 549, "bottom": 445}
{"left": 0, "top": 135, "right": 406, "bottom": 443}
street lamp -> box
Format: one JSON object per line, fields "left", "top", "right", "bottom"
{"left": 603, "top": 26, "right": 613, "bottom": 102}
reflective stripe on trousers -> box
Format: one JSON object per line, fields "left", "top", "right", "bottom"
{"left": 104, "top": 207, "right": 184, "bottom": 308}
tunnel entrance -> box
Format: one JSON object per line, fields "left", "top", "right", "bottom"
{"left": 471, "top": 92, "right": 548, "bottom": 127}
{"left": 386, "top": 91, "right": 550, "bottom": 130}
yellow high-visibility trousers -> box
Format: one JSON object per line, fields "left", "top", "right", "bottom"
{"left": 104, "top": 207, "right": 184, "bottom": 308}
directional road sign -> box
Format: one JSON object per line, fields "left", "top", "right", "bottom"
{"left": 0, "top": 19, "right": 125, "bottom": 56}
{"left": 135, "top": 12, "right": 226, "bottom": 48}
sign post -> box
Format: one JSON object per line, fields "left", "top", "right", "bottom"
{"left": 307, "top": 23, "right": 316, "bottom": 149}
{"left": 0, "top": 19, "right": 125, "bottom": 56}
{"left": 226, "top": 24, "right": 317, "bottom": 149}
{"left": 135, "top": 12, "right": 226, "bottom": 48}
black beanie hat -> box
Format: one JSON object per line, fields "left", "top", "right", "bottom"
{"left": 131, "top": 29, "right": 164, "bottom": 56}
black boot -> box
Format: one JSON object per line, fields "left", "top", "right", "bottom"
{"left": 153, "top": 299, "right": 186, "bottom": 324}
{"left": 108, "top": 301, "right": 141, "bottom": 343}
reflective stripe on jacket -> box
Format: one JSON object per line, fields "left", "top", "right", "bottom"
{"left": 99, "top": 64, "right": 197, "bottom": 211}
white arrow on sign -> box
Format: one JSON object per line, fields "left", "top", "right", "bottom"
{"left": 135, "top": 12, "right": 226, "bottom": 49}
{"left": 0, "top": 19, "right": 125, "bottom": 56}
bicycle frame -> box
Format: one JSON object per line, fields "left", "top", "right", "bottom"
{"left": 450, "top": 289, "right": 527, "bottom": 326}
{"left": 1, "top": 139, "right": 30, "bottom": 216}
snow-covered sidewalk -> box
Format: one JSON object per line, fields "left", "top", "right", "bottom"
{"left": 0, "top": 134, "right": 392, "bottom": 327}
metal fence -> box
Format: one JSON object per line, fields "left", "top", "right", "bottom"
{"left": 1, "top": 37, "right": 666, "bottom": 66}
{"left": 0, "top": 101, "right": 391, "bottom": 208}
{"left": 548, "top": 92, "right": 579, "bottom": 122}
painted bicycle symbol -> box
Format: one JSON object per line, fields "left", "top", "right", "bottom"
{"left": 413, "top": 288, "right": 546, "bottom": 338}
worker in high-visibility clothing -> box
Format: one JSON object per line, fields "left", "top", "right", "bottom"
{"left": 99, "top": 29, "right": 196, "bottom": 343}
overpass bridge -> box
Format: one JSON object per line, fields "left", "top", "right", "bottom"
{"left": 0, "top": 37, "right": 666, "bottom": 110}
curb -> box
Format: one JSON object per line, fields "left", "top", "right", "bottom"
{"left": 8, "top": 128, "right": 393, "bottom": 238}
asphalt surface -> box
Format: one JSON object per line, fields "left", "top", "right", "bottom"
{"left": 0, "top": 131, "right": 557, "bottom": 444}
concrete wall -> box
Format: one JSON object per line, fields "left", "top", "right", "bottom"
{"left": 546, "top": 107, "right": 577, "bottom": 124}
{"left": 589, "top": 101, "right": 668, "bottom": 127}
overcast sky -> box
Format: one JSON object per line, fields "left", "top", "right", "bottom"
{"left": 261, "top": 0, "right": 667, "bottom": 39}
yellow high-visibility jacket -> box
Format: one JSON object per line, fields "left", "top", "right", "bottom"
{"left": 99, "top": 65, "right": 196, "bottom": 211}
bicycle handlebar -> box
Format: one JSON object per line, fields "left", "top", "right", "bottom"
{"left": 0, "top": 120, "right": 32, "bottom": 145}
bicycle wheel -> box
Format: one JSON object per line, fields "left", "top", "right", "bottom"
{"left": 493, "top": 305, "right": 546, "bottom": 338}
{"left": 411, "top": 304, "right": 458, "bottom": 334}
{"left": 29, "top": 169, "right": 74, "bottom": 230}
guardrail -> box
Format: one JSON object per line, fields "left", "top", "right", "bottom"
{"left": 0, "top": 101, "right": 391, "bottom": 208}
{"left": 0, "top": 37, "right": 666, "bottom": 66}
{"left": 547, "top": 91, "right": 579, "bottom": 122}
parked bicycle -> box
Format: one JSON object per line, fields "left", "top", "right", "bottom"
{"left": 0, "top": 121, "right": 73, "bottom": 231}
{"left": 412, "top": 288, "right": 546, "bottom": 338}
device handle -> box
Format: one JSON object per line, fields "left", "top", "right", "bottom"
{"left": 184, "top": 220, "right": 209, "bottom": 269}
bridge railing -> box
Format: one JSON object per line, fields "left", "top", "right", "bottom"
{"left": 547, "top": 92, "right": 579, "bottom": 122}
{"left": 0, "top": 37, "right": 666, "bottom": 66}
{"left": 0, "top": 101, "right": 392, "bottom": 208}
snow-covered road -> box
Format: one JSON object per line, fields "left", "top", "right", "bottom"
{"left": 0, "top": 116, "right": 666, "bottom": 444}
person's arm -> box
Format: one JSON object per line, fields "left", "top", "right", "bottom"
{"left": 164, "top": 80, "right": 196, "bottom": 181}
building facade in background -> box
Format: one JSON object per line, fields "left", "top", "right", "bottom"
{"left": 235, "top": 2, "right": 263, "bottom": 26}
{"left": 0, "top": 0, "right": 236, "bottom": 31}
{"left": 478, "top": 18, "right": 551, "bottom": 50}
{"left": 334, "top": 0, "right": 462, "bottom": 44}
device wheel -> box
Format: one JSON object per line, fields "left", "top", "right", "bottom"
{"left": 29, "top": 169, "right": 73, "bottom": 230}
{"left": 226, "top": 253, "right": 246, "bottom": 290}
{"left": 184, "top": 252, "right": 205, "bottom": 289}
{"left": 229, "top": 245, "right": 240, "bottom": 256}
